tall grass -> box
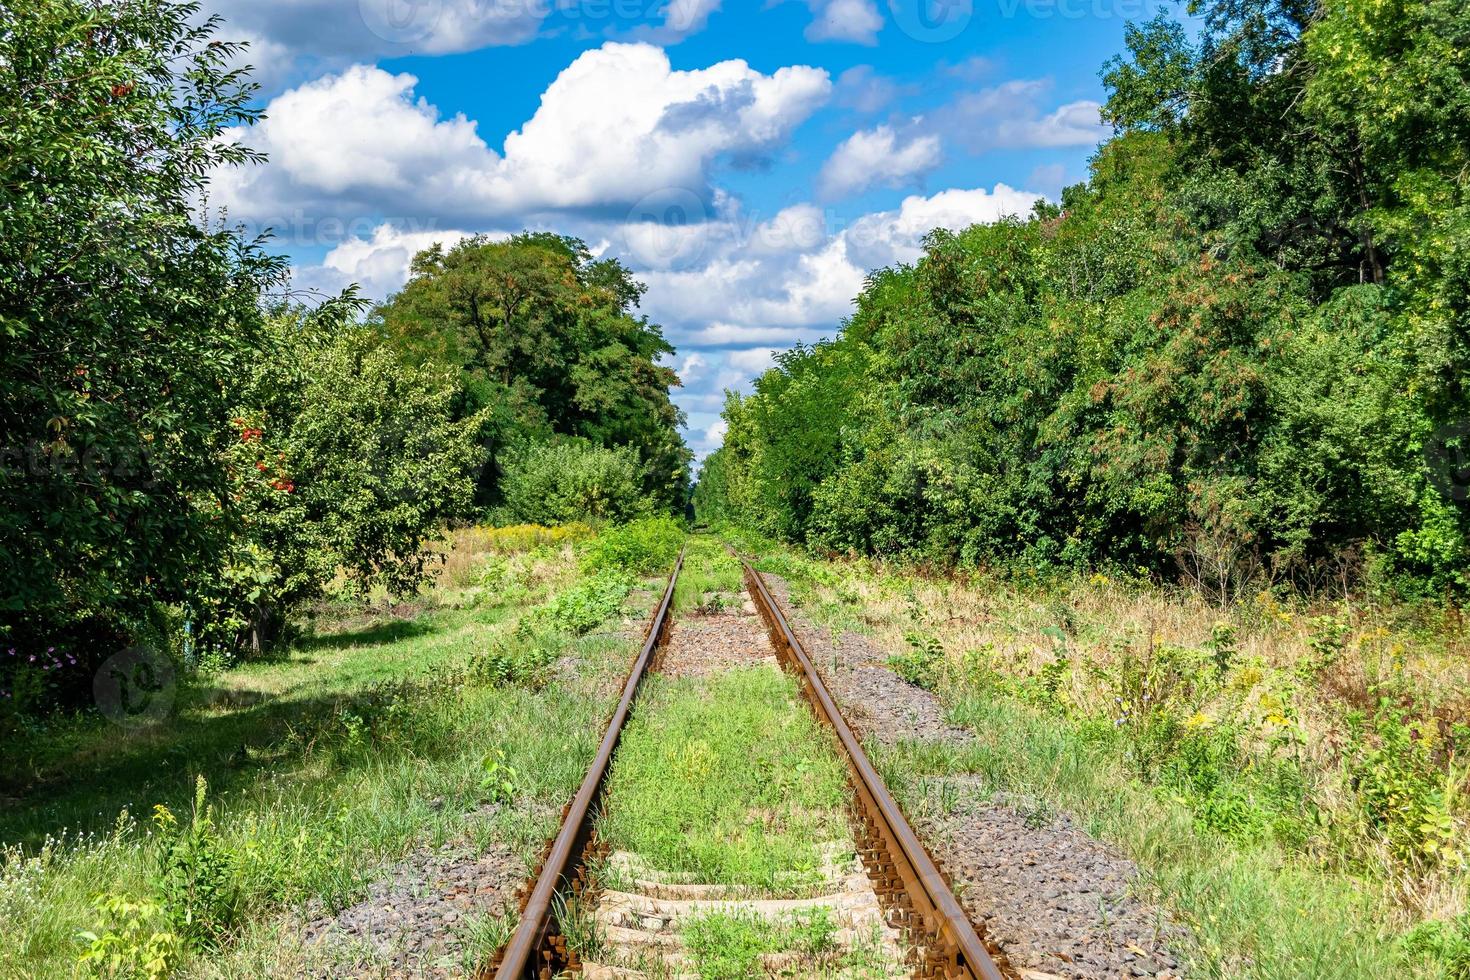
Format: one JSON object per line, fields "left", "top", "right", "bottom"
{"left": 751, "top": 536, "right": 1469, "bottom": 978}
{"left": 1, "top": 526, "right": 648, "bottom": 978}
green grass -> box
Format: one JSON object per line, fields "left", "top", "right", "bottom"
{"left": 741, "top": 532, "right": 1448, "bottom": 979}
{"left": 0, "top": 534, "right": 653, "bottom": 978}
{"left": 870, "top": 695, "right": 1410, "bottom": 978}
{"left": 672, "top": 536, "right": 745, "bottom": 614}
{"left": 682, "top": 906, "right": 838, "bottom": 979}
{"left": 597, "top": 666, "right": 849, "bottom": 893}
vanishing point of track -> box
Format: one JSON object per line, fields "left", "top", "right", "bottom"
{"left": 484, "top": 547, "right": 1010, "bottom": 980}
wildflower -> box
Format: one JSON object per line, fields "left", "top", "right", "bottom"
{"left": 1184, "top": 712, "right": 1212, "bottom": 730}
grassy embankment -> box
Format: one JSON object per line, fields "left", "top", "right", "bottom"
{"left": 0, "top": 522, "right": 679, "bottom": 979}
{"left": 722, "top": 528, "right": 1470, "bottom": 979}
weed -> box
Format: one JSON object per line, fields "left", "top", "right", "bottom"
{"left": 469, "top": 636, "right": 557, "bottom": 688}
{"left": 480, "top": 749, "right": 519, "bottom": 804}
{"left": 554, "top": 892, "right": 605, "bottom": 961}
{"left": 580, "top": 517, "right": 684, "bottom": 575}
{"left": 520, "top": 571, "right": 633, "bottom": 637}
{"left": 457, "top": 909, "right": 517, "bottom": 975}
{"left": 76, "top": 893, "right": 180, "bottom": 980}
{"left": 682, "top": 906, "right": 842, "bottom": 979}
{"left": 152, "top": 777, "right": 241, "bottom": 951}
{"left": 598, "top": 667, "right": 848, "bottom": 892}
{"left": 889, "top": 632, "right": 944, "bottom": 690}
{"left": 1347, "top": 699, "right": 1462, "bottom": 866}
{"left": 1403, "top": 913, "right": 1470, "bottom": 977}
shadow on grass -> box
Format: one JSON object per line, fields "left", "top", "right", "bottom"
{"left": 0, "top": 615, "right": 451, "bottom": 850}
{"left": 297, "top": 617, "right": 432, "bottom": 652}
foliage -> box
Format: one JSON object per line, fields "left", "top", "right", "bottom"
{"left": 197, "top": 309, "right": 487, "bottom": 654}
{"left": 76, "top": 893, "right": 180, "bottom": 980}
{"left": 579, "top": 516, "right": 685, "bottom": 575}
{"left": 460, "top": 523, "right": 592, "bottom": 554}
{"left": 479, "top": 749, "right": 519, "bottom": 804}
{"left": 1347, "top": 700, "right": 1462, "bottom": 866}
{"left": 889, "top": 633, "right": 944, "bottom": 691}
{"left": 520, "top": 571, "right": 634, "bottom": 637}
{"left": 1404, "top": 913, "right": 1470, "bottom": 978}
{"left": 701, "top": 0, "right": 1470, "bottom": 598}
{"left": 499, "top": 440, "right": 649, "bottom": 526}
{"left": 0, "top": 0, "right": 283, "bottom": 696}
{"left": 151, "top": 778, "right": 239, "bottom": 950}
{"left": 375, "top": 233, "right": 692, "bottom": 509}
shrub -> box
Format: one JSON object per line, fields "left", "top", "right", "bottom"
{"left": 468, "top": 640, "right": 557, "bottom": 688}
{"left": 198, "top": 313, "right": 487, "bottom": 656}
{"left": 580, "top": 516, "right": 685, "bottom": 575}
{"left": 1404, "top": 914, "right": 1470, "bottom": 978}
{"left": 76, "top": 893, "right": 180, "bottom": 980}
{"left": 1347, "top": 700, "right": 1461, "bottom": 865}
{"left": 521, "top": 571, "right": 634, "bottom": 637}
{"left": 462, "top": 523, "right": 592, "bottom": 555}
{"left": 500, "top": 440, "right": 649, "bottom": 526}
{"left": 151, "top": 778, "right": 240, "bottom": 951}
{"left": 889, "top": 632, "right": 945, "bottom": 690}
{"left": 2, "top": 0, "right": 282, "bottom": 701}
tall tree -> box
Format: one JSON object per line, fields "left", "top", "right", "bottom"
{"left": 0, "top": 0, "right": 282, "bottom": 659}
{"left": 375, "top": 234, "right": 691, "bottom": 509}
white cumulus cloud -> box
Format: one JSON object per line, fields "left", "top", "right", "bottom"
{"left": 804, "top": 0, "right": 883, "bottom": 43}
{"left": 214, "top": 44, "right": 832, "bottom": 228}
{"left": 817, "top": 125, "right": 941, "bottom": 200}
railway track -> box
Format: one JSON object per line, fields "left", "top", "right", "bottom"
{"left": 483, "top": 544, "right": 1011, "bottom": 980}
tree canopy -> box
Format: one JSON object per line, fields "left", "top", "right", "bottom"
{"left": 699, "top": 0, "right": 1470, "bottom": 599}
{"left": 375, "top": 233, "right": 692, "bottom": 511}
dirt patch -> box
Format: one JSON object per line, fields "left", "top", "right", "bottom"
{"left": 656, "top": 603, "right": 777, "bottom": 679}
{"left": 297, "top": 819, "right": 523, "bottom": 979}
{"left": 761, "top": 574, "right": 1191, "bottom": 980}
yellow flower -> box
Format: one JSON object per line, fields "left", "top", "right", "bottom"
{"left": 1185, "top": 712, "right": 1213, "bottom": 730}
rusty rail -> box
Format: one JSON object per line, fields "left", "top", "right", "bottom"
{"left": 740, "top": 557, "right": 1010, "bottom": 980}
{"left": 488, "top": 543, "right": 1008, "bottom": 980}
{"left": 487, "top": 548, "right": 683, "bottom": 980}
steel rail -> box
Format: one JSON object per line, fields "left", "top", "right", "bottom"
{"left": 489, "top": 548, "right": 684, "bottom": 980}
{"left": 740, "top": 556, "right": 1010, "bottom": 980}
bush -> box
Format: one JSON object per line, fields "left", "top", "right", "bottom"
{"left": 151, "top": 778, "right": 240, "bottom": 951}
{"left": 580, "top": 516, "right": 686, "bottom": 575}
{"left": 198, "top": 313, "right": 487, "bottom": 655}
{"left": 500, "top": 440, "right": 649, "bottom": 526}
{"left": 1, "top": 0, "right": 281, "bottom": 711}
{"left": 520, "top": 571, "right": 634, "bottom": 637}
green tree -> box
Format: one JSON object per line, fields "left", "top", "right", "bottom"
{"left": 499, "top": 439, "right": 649, "bottom": 526}
{"left": 203, "top": 306, "right": 487, "bottom": 653}
{"left": 375, "top": 234, "right": 691, "bottom": 510}
{"left": 0, "top": 0, "right": 281, "bottom": 668}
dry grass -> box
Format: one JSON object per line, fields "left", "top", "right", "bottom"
{"left": 760, "top": 548, "right": 1470, "bottom": 958}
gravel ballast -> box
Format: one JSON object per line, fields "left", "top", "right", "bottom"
{"left": 762, "top": 574, "right": 1190, "bottom": 980}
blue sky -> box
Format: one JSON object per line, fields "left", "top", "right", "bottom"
{"left": 203, "top": 0, "right": 1173, "bottom": 462}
